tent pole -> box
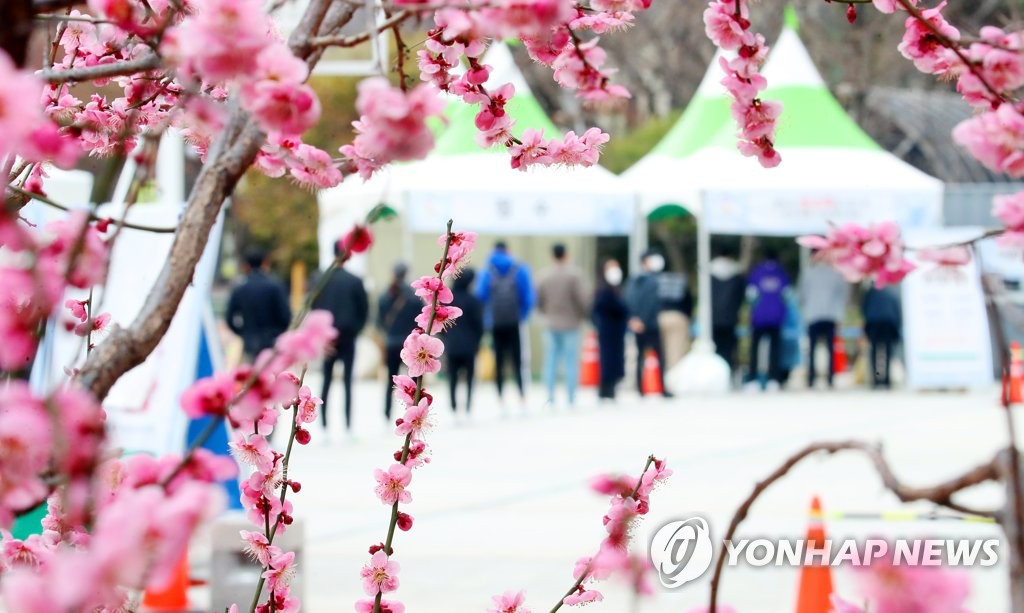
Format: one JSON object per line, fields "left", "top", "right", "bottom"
{"left": 630, "top": 194, "right": 647, "bottom": 272}
{"left": 697, "top": 202, "right": 713, "bottom": 350}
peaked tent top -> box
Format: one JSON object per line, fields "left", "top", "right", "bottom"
{"left": 646, "top": 49, "right": 731, "bottom": 160}
{"left": 432, "top": 43, "right": 559, "bottom": 157}
{"left": 707, "top": 27, "right": 877, "bottom": 150}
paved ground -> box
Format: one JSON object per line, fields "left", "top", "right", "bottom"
{"left": 202, "top": 377, "right": 1016, "bottom": 613}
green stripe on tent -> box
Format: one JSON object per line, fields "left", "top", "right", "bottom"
{"left": 708, "top": 85, "right": 880, "bottom": 150}
{"left": 432, "top": 92, "right": 559, "bottom": 157}
{"left": 649, "top": 93, "right": 731, "bottom": 159}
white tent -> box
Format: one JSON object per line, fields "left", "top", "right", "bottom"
{"left": 316, "top": 43, "right": 637, "bottom": 268}
{"left": 623, "top": 23, "right": 944, "bottom": 389}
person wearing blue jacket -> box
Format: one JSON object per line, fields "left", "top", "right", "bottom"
{"left": 475, "top": 241, "right": 534, "bottom": 405}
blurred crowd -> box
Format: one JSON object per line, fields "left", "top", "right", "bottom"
{"left": 224, "top": 240, "right": 904, "bottom": 433}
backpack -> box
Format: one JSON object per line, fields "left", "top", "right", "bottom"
{"left": 489, "top": 264, "right": 521, "bottom": 327}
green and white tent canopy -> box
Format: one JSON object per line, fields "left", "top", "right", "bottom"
{"left": 624, "top": 26, "right": 943, "bottom": 237}
{"left": 317, "top": 43, "right": 635, "bottom": 266}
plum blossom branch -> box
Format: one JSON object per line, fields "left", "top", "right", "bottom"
{"left": 5, "top": 185, "right": 177, "bottom": 233}
{"left": 544, "top": 453, "right": 670, "bottom": 612}
{"left": 891, "top": 0, "right": 1007, "bottom": 104}
{"left": 38, "top": 52, "right": 161, "bottom": 83}
{"left": 707, "top": 441, "right": 999, "bottom": 612}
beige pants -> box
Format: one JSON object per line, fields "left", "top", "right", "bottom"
{"left": 658, "top": 310, "right": 691, "bottom": 370}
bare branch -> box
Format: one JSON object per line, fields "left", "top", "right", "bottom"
{"left": 708, "top": 441, "right": 1000, "bottom": 613}
{"left": 309, "top": 10, "right": 411, "bottom": 49}
{"left": 39, "top": 52, "right": 162, "bottom": 83}
{"left": 6, "top": 185, "right": 178, "bottom": 233}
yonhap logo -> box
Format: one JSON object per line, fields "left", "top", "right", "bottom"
{"left": 650, "top": 517, "right": 714, "bottom": 589}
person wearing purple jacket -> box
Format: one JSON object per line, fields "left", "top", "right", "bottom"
{"left": 744, "top": 248, "right": 791, "bottom": 389}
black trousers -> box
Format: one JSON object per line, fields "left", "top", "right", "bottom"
{"left": 807, "top": 320, "right": 837, "bottom": 387}
{"left": 713, "top": 325, "right": 738, "bottom": 372}
{"left": 865, "top": 322, "right": 899, "bottom": 388}
{"left": 747, "top": 325, "right": 782, "bottom": 384}
{"left": 321, "top": 335, "right": 356, "bottom": 430}
{"left": 635, "top": 328, "right": 667, "bottom": 395}
{"left": 384, "top": 344, "right": 403, "bottom": 420}
{"left": 598, "top": 372, "right": 619, "bottom": 399}
{"left": 447, "top": 353, "right": 475, "bottom": 412}
{"left": 492, "top": 324, "right": 524, "bottom": 399}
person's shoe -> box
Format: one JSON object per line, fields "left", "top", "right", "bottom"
{"left": 661, "top": 391, "right": 675, "bottom": 399}
{"left": 764, "top": 380, "right": 781, "bottom": 392}
{"left": 742, "top": 381, "right": 761, "bottom": 393}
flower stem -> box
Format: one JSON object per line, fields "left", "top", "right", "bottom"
{"left": 548, "top": 455, "right": 656, "bottom": 613}
{"left": 373, "top": 220, "right": 455, "bottom": 613}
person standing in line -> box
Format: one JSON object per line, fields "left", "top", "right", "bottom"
{"left": 655, "top": 264, "right": 694, "bottom": 372}
{"left": 745, "top": 248, "right": 791, "bottom": 390}
{"left": 709, "top": 245, "right": 746, "bottom": 375}
{"left": 537, "top": 243, "right": 590, "bottom": 407}
{"left": 312, "top": 240, "right": 369, "bottom": 434}
{"left": 226, "top": 249, "right": 292, "bottom": 363}
{"left": 592, "top": 259, "right": 629, "bottom": 401}
{"left": 475, "top": 241, "right": 534, "bottom": 407}
{"left": 798, "top": 254, "right": 851, "bottom": 389}
{"left": 377, "top": 262, "right": 420, "bottom": 422}
{"left": 442, "top": 268, "right": 484, "bottom": 419}
{"left": 625, "top": 249, "right": 673, "bottom": 398}
{"left": 862, "top": 283, "right": 902, "bottom": 389}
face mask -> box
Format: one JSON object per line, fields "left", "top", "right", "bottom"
{"left": 605, "top": 266, "right": 623, "bottom": 286}
{"left": 647, "top": 254, "right": 665, "bottom": 273}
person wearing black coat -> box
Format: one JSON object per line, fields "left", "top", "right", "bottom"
{"left": 442, "top": 269, "right": 484, "bottom": 415}
{"left": 377, "top": 263, "right": 421, "bottom": 421}
{"left": 311, "top": 241, "right": 369, "bottom": 432}
{"left": 862, "top": 284, "right": 902, "bottom": 389}
{"left": 709, "top": 246, "right": 746, "bottom": 373}
{"left": 593, "top": 260, "right": 629, "bottom": 400}
{"left": 226, "top": 249, "right": 291, "bottom": 361}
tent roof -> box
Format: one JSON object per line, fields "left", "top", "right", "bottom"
{"left": 646, "top": 50, "right": 731, "bottom": 159}
{"left": 432, "top": 43, "right": 559, "bottom": 157}
{"left": 618, "top": 22, "right": 937, "bottom": 231}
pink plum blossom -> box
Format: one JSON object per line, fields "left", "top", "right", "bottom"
{"left": 563, "top": 588, "right": 603, "bottom": 606}
{"left": 848, "top": 553, "right": 970, "bottom": 613}
{"left": 488, "top": 590, "right": 531, "bottom": 613}
{"left": 229, "top": 433, "right": 274, "bottom": 473}
{"left": 392, "top": 375, "right": 419, "bottom": 406}
{"left": 395, "top": 398, "right": 432, "bottom": 438}
{"left": 416, "top": 303, "right": 462, "bottom": 334}
{"left": 994, "top": 191, "right": 1024, "bottom": 245}
{"left": 374, "top": 464, "right": 413, "bottom": 505}
{"left": 240, "top": 530, "right": 279, "bottom": 567}
{"left": 798, "top": 222, "right": 915, "bottom": 287}
{"left": 355, "top": 599, "right": 405, "bottom": 613}
{"left": 360, "top": 550, "right": 400, "bottom": 596}
{"left": 952, "top": 103, "right": 1024, "bottom": 177}
{"left": 295, "top": 386, "right": 322, "bottom": 424}
{"left": 411, "top": 276, "right": 453, "bottom": 304}
{"left": 262, "top": 551, "right": 297, "bottom": 593}
{"left": 703, "top": 0, "right": 753, "bottom": 50}
{"left": 274, "top": 309, "right": 337, "bottom": 366}
{"left": 399, "top": 330, "right": 444, "bottom": 377}
{"left": 897, "top": 2, "right": 959, "bottom": 74}
{"left": 165, "top": 0, "right": 273, "bottom": 82}
{"left": 0, "top": 50, "right": 44, "bottom": 160}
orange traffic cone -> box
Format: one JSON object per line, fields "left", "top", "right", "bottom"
{"left": 1010, "top": 342, "right": 1023, "bottom": 404}
{"left": 579, "top": 331, "right": 600, "bottom": 387}
{"left": 795, "top": 496, "right": 833, "bottom": 613}
{"left": 141, "top": 553, "right": 189, "bottom": 611}
{"left": 832, "top": 336, "right": 848, "bottom": 374}
{"left": 641, "top": 350, "right": 663, "bottom": 395}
